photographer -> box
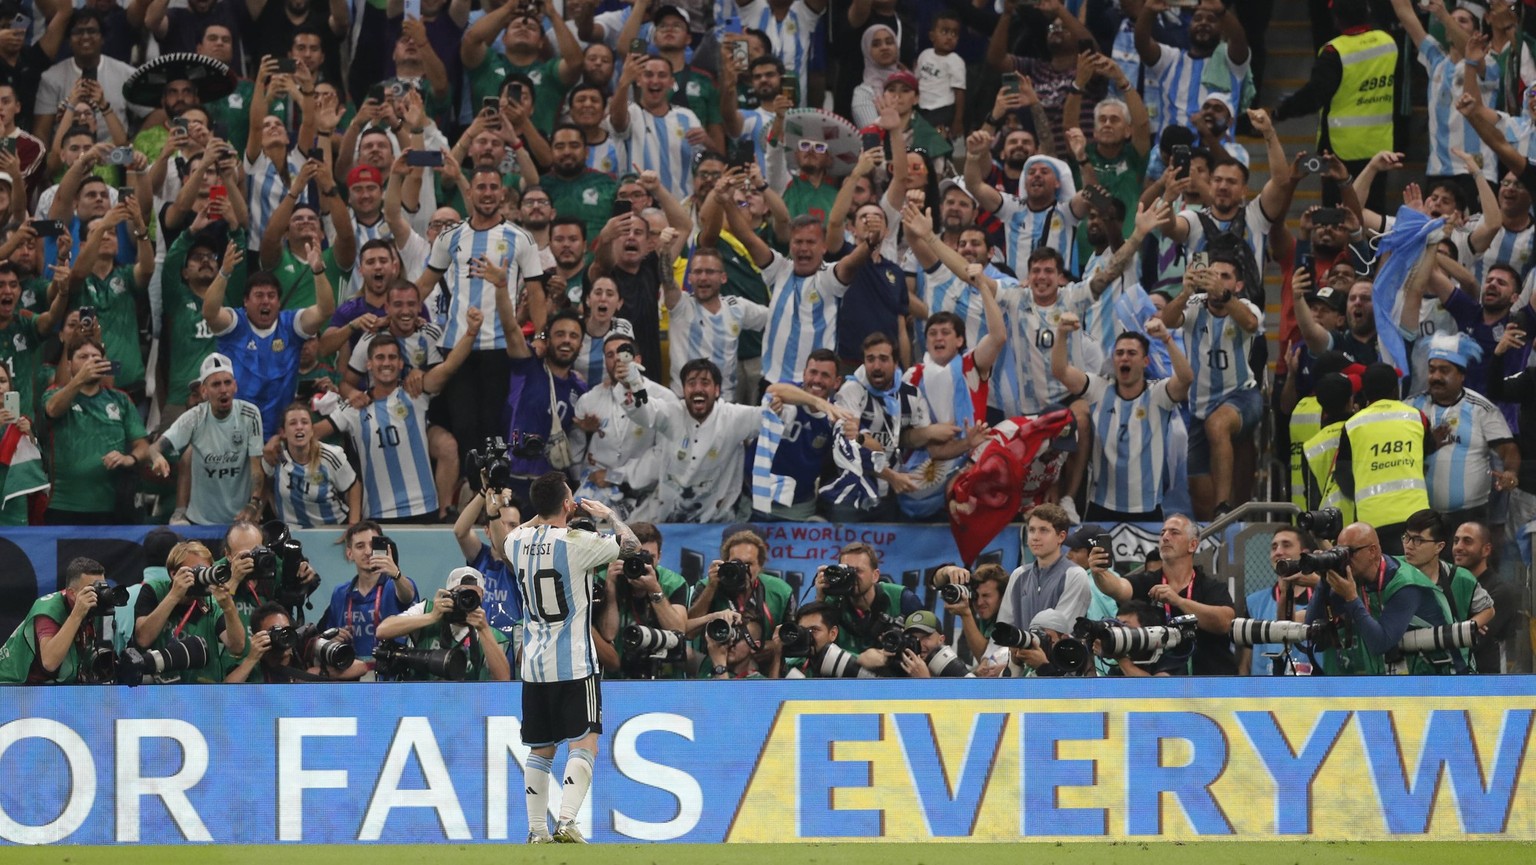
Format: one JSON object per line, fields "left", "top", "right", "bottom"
{"left": 223, "top": 602, "right": 367, "bottom": 683}
{"left": 813, "top": 541, "right": 906, "bottom": 658}
{"left": 1092, "top": 514, "right": 1237, "bottom": 675}
{"left": 892, "top": 611, "right": 970, "bottom": 679}
{"left": 1003, "top": 610, "right": 1074, "bottom": 679}
{"left": 1239, "top": 526, "right": 1321, "bottom": 676}
{"left": 132, "top": 540, "right": 247, "bottom": 683}
{"left": 937, "top": 562, "right": 1006, "bottom": 666}
{"left": 595, "top": 522, "right": 690, "bottom": 679}
{"left": 0, "top": 557, "right": 115, "bottom": 684}
{"left": 375, "top": 568, "right": 513, "bottom": 681}
{"left": 1396, "top": 510, "right": 1490, "bottom": 669}
{"left": 319, "top": 521, "right": 419, "bottom": 659}
{"left": 988, "top": 505, "right": 1093, "bottom": 658}
{"left": 701, "top": 610, "right": 775, "bottom": 679}
{"left": 1102, "top": 601, "right": 1186, "bottom": 678}
{"left": 1305, "top": 520, "right": 1465, "bottom": 674}
{"left": 453, "top": 484, "right": 525, "bottom": 657}
{"left": 688, "top": 530, "right": 794, "bottom": 644}
{"left": 223, "top": 520, "right": 319, "bottom": 628}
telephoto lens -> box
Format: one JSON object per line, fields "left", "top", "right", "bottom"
{"left": 1397, "top": 621, "right": 1477, "bottom": 654}
{"left": 373, "top": 642, "right": 469, "bottom": 681}
{"left": 939, "top": 583, "right": 971, "bottom": 604}
{"left": 621, "top": 624, "right": 683, "bottom": 655}
{"left": 190, "top": 562, "right": 233, "bottom": 587}
{"left": 705, "top": 617, "right": 742, "bottom": 645}
{"left": 990, "top": 622, "right": 1042, "bottom": 649}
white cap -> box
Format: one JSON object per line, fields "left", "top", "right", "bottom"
{"left": 199, "top": 352, "right": 234, "bottom": 384}
{"left": 0, "top": 172, "right": 14, "bottom": 187}
{"left": 603, "top": 317, "right": 637, "bottom": 344}
{"left": 446, "top": 566, "right": 485, "bottom": 590}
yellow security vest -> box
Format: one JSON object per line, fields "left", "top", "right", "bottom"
{"left": 1324, "top": 29, "right": 1397, "bottom": 161}
{"left": 1289, "top": 396, "right": 1323, "bottom": 509}
{"left": 1303, "top": 420, "right": 1355, "bottom": 524}
{"left": 1343, "top": 399, "right": 1429, "bottom": 527}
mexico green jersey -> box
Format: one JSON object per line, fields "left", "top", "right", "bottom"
{"left": 543, "top": 169, "right": 618, "bottom": 242}
{"left": 783, "top": 177, "right": 839, "bottom": 226}
{"left": 43, "top": 385, "right": 146, "bottom": 513}
{"left": 468, "top": 53, "right": 565, "bottom": 135}
{"left": 163, "top": 228, "right": 250, "bottom": 403}
{"left": 274, "top": 245, "right": 346, "bottom": 310}
{"left": 77, "top": 266, "right": 146, "bottom": 390}
{"left": 0, "top": 311, "right": 44, "bottom": 417}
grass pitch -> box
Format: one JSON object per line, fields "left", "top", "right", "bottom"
{"left": 7, "top": 842, "right": 1533, "bottom": 865}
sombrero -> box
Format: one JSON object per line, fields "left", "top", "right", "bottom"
{"left": 123, "top": 53, "right": 235, "bottom": 107}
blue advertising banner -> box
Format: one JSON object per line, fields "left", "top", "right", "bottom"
{"left": 1, "top": 678, "right": 1534, "bottom": 845}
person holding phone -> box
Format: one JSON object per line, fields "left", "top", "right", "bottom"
{"left": 618, "top": 1, "right": 728, "bottom": 156}
{"left": 0, "top": 258, "right": 69, "bottom": 435}
{"left": 0, "top": 360, "right": 44, "bottom": 526}
{"left": 42, "top": 338, "right": 162, "bottom": 525}
{"left": 460, "top": 0, "right": 583, "bottom": 136}
{"left": 610, "top": 53, "right": 706, "bottom": 201}
{"left": 65, "top": 202, "right": 155, "bottom": 402}
{"left": 34, "top": 10, "right": 142, "bottom": 147}
{"left": 320, "top": 521, "right": 419, "bottom": 660}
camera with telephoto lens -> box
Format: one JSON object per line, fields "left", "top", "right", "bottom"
{"left": 466, "top": 437, "right": 514, "bottom": 493}
{"left": 188, "top": 561, "right": 233, "bottom": 593}
{"left": 373, "top": 640, "right": 469, "bottom": 681}
{"left": 297, "top": 623, "right": 355, "bottom": 671}
{"left": 875, "top": 620, "right": 921, "bottom": 658}
{"left": 1076, "top": 614, "right": 1197, "bottom": 659}
{"left": 922, "top": 645, "right": 971, "bottom": 677}
{"left": 779, "top": 622, "right": 815, "bottom": 658}
{"left": 940, "top": 583, "right": 971, "bottom": 604}
{"left": 807, "top": 642, "right": 876, "bottom": 678}
{"left": 990, "top": 622, "right": 1042, "bottom": 649}
{"left": 1230, "top": 618, "right": 1330, "bottom": 647}
{"left": 717, "top": 559, "right": 751, "bottom": 595}
{"left": 444, "top": 587, "right": 481, "bottom": 625}
{"left": 1296, "top": 507, "right": 1343, "bottom": 542}
{"left": 117, "top": 636, "right": 210, "bottom": 685}
{"left": 705, "top": 617, "right": 745, "bottom": 645}
{"left": 508, "top": 431, "right": 546, "bottom": 461}
{"left": 1275, "top": 546, "right": 1353, "bottom": 578}
{"left": 621, "top": 550, "right": 654, "bottom": 582}
{"left": 822, "top": 564, "right": 858, "bottom": 597}
{"left": 622, "top": 624, "right": 683, "bottom": 657}
{"left": 1397, "top": 621, "right": 1477, "bottom": 654}
{"left": 88, "top": 580, "right": 130, "bottom": 616}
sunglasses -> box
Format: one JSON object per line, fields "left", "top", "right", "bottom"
{"left": 798, "top": 140, "right": 828, "bottom": 153}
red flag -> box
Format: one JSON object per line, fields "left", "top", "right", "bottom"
{"left": 947, "top": 410, "right": 1074, "bottom": 565}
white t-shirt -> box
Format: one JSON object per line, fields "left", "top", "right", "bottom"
{"left": 916, "top": 48, "right": 967, "bottom": 111}
{"left": 162, "top": 399, "right": 265, "bottom": 525}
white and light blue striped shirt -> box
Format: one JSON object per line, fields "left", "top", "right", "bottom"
{"left": 426, "top": 220, "right": 545, "bottom": 351}
{"left": 734, "top": 0, "right": 823, "bottom": 98}
{"left": 1183, "top": 298, "right": 1262, "bottom": 419}
{"left": 329, "top": 389, "right": 436, "bottom": 521}
{"left": 245, "top": 149, "right": 309, "bottom": 251}
{"left": 1407, "top": 388, "right": 1513, "bottom": 511}
{"left": 1467, "top": 214, "right": 1536, "bottom": 282}
{"left": 669, "top": 294, "right": 770, "bottom": 399}
{"left": 995, "top": 194, "right": 1080, "bottom": 274}
{"left": 268, "top": 443, "right": 358, "bottom": 528}
{"left": 1145, "top": 41, "right": 1250, "bottom": 138}
{"left": 1083, "top": 374, "right": 1180, "bottom": 515}
{"left": 506, "top": 524, "right": 619, "bottom": 683}
{"left": 995, "top": 282, "right": 1102, "bottom": 416}
{"left": 618, "top": 103, "right": 704, "bottom": 201}
{"left": 587, "top": 128, "right": 628, "bottom": 177}
{"left": 1421, "top": 38, "right": 1501, "bottom": 180}
{"left": 759, "top": 251, "right": 849, "bottom": 385}
{"left": 916, "top": 262, "right": 990, "bottom": 348}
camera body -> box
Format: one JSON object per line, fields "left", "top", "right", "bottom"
{"left": 1297, "top": 507, "right": 1343, "bottom": 542}
{"left": 444, "top": 586, "right": 481, "bottom": 625}
{"left": 466, "top": 437, "right": 514, "bottom": 492}
{"left": 87, "top": 580, "right": 130, "bottom": 616}
{"left": 261, "top": 521, "right": 312, "bottom": 606}
{"left": 508, "top": 430, "right": 546, "bottom": 461}
{"left": 822, "top": 564, "right": 858, "bottom": 597}
{"left": 620, "top": 550, "right": 654, "bottom": 582}
{"left": 717, "top": 559, "right": 751, "bottom": 595}
{"left": 779, "top": 622, "right": 815, "bottom": 658}
{"left": 188, "top": 561, "right": 233, "bottom": 594}
{"left": 1275, "top": 546, "right": 1353, "bottom": 578}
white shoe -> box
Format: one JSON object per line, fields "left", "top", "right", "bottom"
{"left": 553, "top": 819, "right": 587, "bottom": 843}
{"left": 527, "top": 830, "right": 553, "bottom": 844}
{"left": 1059, "top": 496, "right": 1081, "bottom": 525}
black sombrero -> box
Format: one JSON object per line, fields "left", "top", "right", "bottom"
{"left": 123, "top": 53, "right": 236, "bottom": 107}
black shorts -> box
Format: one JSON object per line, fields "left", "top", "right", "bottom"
{"left": 521, "top": 675, "right": 602, "bottom": 747}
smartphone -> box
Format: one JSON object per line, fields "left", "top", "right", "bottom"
{"left": 210, "top": 120, "right": 229, "bottom": 141}
{"left": 77, "top": 305, "right": 97, "bottom": 327}
{"left": 275, "top": 57, "right": 297, "bottom": 74}
{"left": 507, "top": 82, "right": 525, "bottom": 102}
{"left": 208, "top": 184, "right": 227, "bottom": 220}
{"left": 1297, "top": 252, "right": 1315, "bottom": 275}
{"left": 1313, "top": 207, "right": 1345, "bottom": 227}
{"left": 108, "top": 146, "right": 135, "bottom": 166}
{"left": 629, "top": 37, "right": 647, "bottom": 57}
{"left": 1002, "top": 72, "right": 1022, "bottom": 94}
{"left": 171, "top": 117, "right": 189, "bottom": 135}
{"left": 480, "top": 96, "right": 500, "bottom": 115}
{"left": 32, "top": 219, "right": 65, "bottom": 238}
{"left": 1084, "top": 186, "right": 1114, "bottom": 214}
{"left": 780, "top": 72, "right": 799, "bottom": 101}
{"left": 728, "top": 39, "right": 749, "bottom": 71}
{"left": 366, "top": 83, "right": 386, "bottom": 103}
{"left": 403, "top": 0, "right": 421, "bottom": 18}
{"left": 405, "top": 150, "right": 444, "bottom": 168}
{"left": 611, "top": 198, "right": 633, "bottom": 218}
{"left": 371, "top": 537, "right": 389, "bottom": 556}
{"left": 3, "top": 391, "right": 19, "bottom": 418}
{"left": 1089, "top": 534, "right": 1114, "bottom": 552}
{"left": 1190, "top": 251, "right": 1210, "bottom": 270}
{"left": 861, "top": 128, "right": 883, "bottom": 152}
{"left": 108, "top": 360, "right": 121, "bottom": 376}
{"left": 0, "top": 137, "right": 14, "bottom": 155}
{"left": 9, "top": 15, "right": 26, "bottom": 32}
{"left": 81, "top": 67, "right": 96, "bottom": 82}
{"left": 1078, "top": 38, "right": 1096, "bottom": 54}
{"left": 1170, "top": 144, "right": 1191, "bottom": 177}
{"left": 116, "top": 186, "right": 135, "bottom": 200}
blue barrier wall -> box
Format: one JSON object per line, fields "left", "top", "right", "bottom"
{"left": 1, "top": 677, "right": 1534, "bottom": 845}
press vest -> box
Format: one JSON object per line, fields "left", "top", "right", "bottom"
{"left": 0, "top": 593, "right": 79, "bottom": 684}
{"left": 1303, "top": 420, "right": 1355, "bottom": 523}
{"left": 1325, "top": 29, "right": 1398, "bottom": 161}
{"left": 1289, "top": 396, "right": 1323, "bottom": 509}
{"left": 1344, "top": 399, "right": 1429, "bottom": 526}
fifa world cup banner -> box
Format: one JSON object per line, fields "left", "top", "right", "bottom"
{"left": 2, "top": 677, "right": 1535, "bottom": 846}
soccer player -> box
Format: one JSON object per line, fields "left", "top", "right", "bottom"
{"left": 505, "top": 473, "right": 637, "bottom": 844}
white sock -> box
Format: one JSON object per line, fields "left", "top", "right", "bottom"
{"left": 525, "top": 753, "right": 553, "bottom": 835}
{"left": 558, "top": 747, "right": 595, "bottom": 823}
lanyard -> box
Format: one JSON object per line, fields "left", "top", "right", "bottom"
{"left": 346, "top": 581, "right": 385, "bottom": 629}
{"left": 1160, "top": 574, "right": 1194, "bottom": 620}
{"left": 172, "top": 600, "right": 200, "bottom": 637}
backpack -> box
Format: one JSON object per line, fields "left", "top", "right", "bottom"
{"left": 1194, "top": 210, "right": 1265, "bottom": 307}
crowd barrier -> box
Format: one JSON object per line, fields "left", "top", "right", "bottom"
{"left": 1, "top": 677, "right": 1533, "bottom": 845}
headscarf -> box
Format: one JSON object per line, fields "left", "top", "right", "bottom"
{"left": 860, "top": 25, "right": 901, "bottom": 94}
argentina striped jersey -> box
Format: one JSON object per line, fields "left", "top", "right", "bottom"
{"left": 758, "top": 251, "right": 849, "bottom": 385}
{"left": 426, "top": 220, "right": 545, "bottom": 351}
{"left": 329, "top": 389, "right": 436, "bottom": 520}
{"left": 1083, "top": 374, "right": 1180, "bottom": 515}
{"left": 506, "top": 524, "right": 620, "bottom": 683}
{"left": 617, "top": 103, "right": 703, "bottom": 202}
{"left": 268, "top": 443, "right": 358, "bottom": 528}
{"left": 1183, "top": 298, "right": 1262, "bottom": 419}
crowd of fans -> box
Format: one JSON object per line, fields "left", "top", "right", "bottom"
{"left": 0, "top": 1, "right": 1534, "bottom": 678}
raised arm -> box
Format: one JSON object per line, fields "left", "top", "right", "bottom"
{"left": 297, "top": 244, "right": 338, "bottom": 334}
{"left": 1455, "top": 93, "right": 1525, "bottom": 176}
{"left": 1290, "top": 265, "right": 1335, "bottom": 355}
{"left": 423, "top": 307, "right": 483, "bottom": 393}
{"left": 962, "top": 130, "right": 1004, "bottom": 214}
{"left": 545, "top": 0, "right": 585, "bottom": 86}
{"left": 1134, "top": 0, "right": 1165, "bottom": 66}
{"left": 461, "top": 1, "right": 516, "bottom": 71}
{"left": 1389, "top": 0, "right": 1430, "bottom": 50}
{"left": 202, "top": 242, "right": 243, "bottom": 333}
{"left": 1051, "top": 314, "right": 1090, "bottom": 396}
{"left": 1251, "top": 110, "right": 1292, "bottom": 222}
{"left": 1089, "top": 200, "right": 1168, "bottom": 297}
{"left": 986, "top": 0, "right": 1021, "bottom": 73}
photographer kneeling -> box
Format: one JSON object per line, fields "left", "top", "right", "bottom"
{"left": 0, "top": 557, "right": 125, "bottom": 684}
{"left": 224, "top": 602, "right": 367, "bottom": 682}
{"left": 375, "top": 568, "right": 513, "bottom": 681}
{"left": 891, "top": 611, "right": 970, "bottom": 678}
{"left": 700, "top": 610, "right": 775, "bottom": 679}
{"left": 596, "top": 522, "right": 690, "bottom": 679}
{"left": 1305, "top": 519, "right": 1466, "bottom": 674}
